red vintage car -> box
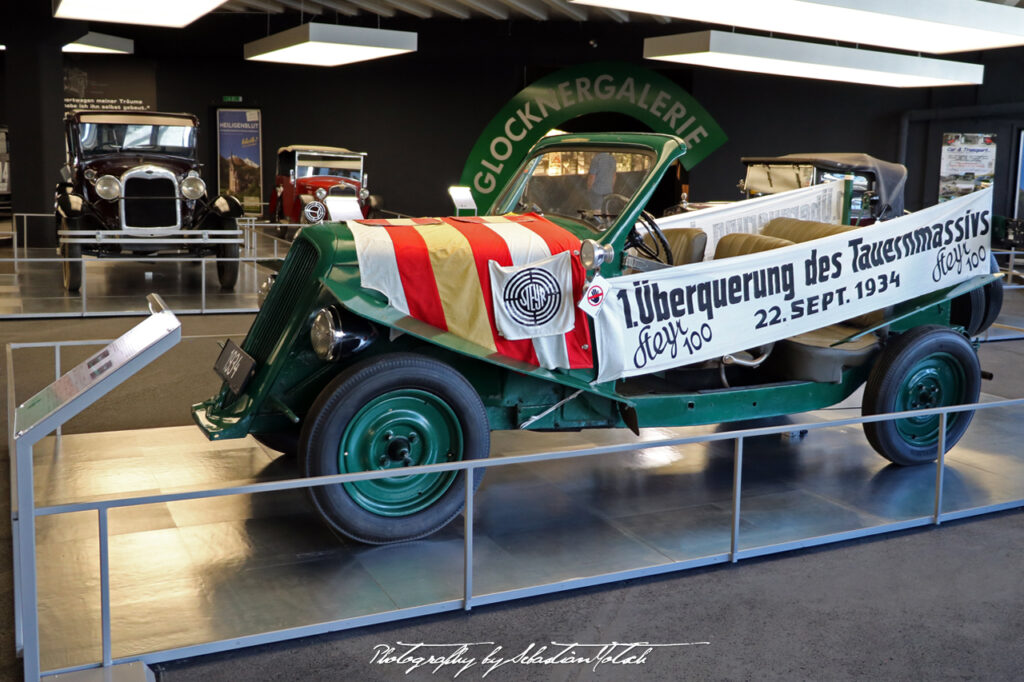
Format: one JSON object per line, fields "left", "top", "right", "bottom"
{"left": 268, "top": 145, "right": 379, "bottom": 238}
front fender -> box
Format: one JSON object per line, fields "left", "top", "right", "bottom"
{"left": 210, "top": 194, "right": 243, "bottom": 217}
{"left": 55, "top": 191, "right": 86, "bottom": 219}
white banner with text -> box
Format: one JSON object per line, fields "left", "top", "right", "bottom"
{"left": 659, "top": 181, "right": 847, "bottom": 261}
{"left": 591, "top": 188, "right": 993, "bottom": 383}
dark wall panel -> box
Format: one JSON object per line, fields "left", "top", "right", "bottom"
{"left": 4, "top": 10, "right": 1024, "bottom": 222}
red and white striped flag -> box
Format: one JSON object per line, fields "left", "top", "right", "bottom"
{"left": 347, "top": 214, "right": 593, "bottom": 371}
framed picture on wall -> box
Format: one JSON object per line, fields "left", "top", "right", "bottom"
{"left": 938, "top": 132, "right": 996, "bottom": 203}
{"left": 216, "top": 108, "right": 263, "bottom": 216}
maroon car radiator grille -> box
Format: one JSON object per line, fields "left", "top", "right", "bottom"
{"left": 241, "top": 239, "right": 319, "bottom": 365}
{"left": 123, "top": 176, "right": 177, "bottom": 227}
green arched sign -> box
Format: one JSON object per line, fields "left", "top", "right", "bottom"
{"left": 460, "top": 61, "right": 727, "bottom": 213}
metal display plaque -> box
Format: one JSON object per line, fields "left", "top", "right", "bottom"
{"left": 13, "top": 304, "right": 181, "bottom": 439}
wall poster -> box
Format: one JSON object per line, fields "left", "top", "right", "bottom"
{"left": 938, "top": 132, "right": 996, "bottom": 203}
{"left": 216, "top": 108, "right": 262, "bottom": 216}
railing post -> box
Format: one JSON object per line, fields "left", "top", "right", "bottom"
{"left": 16, "top": 439, "right": 41, "bottom": 682}
{"left": 54, "top": 345, "right": 62, "bottom": 457}
{"left": 731, "top": 437, "right": 744, "bottom": 563}
{"left": 99, "top": 507, "right": 112, "bottom": 666}
{"left": 80, "top": 254, "right": 88, "bottom": 315}
{"left": 463, "top": 465, "right": 474, "bottom": 611}
{"left": 934, "top": 412, "right": 948, "bottom": 525}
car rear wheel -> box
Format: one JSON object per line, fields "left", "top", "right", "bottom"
{"left": 862, "top": 325, "right": 980, "bottom": 466}
{"left": 978, "top": 253, "right": 1004, "bottom": 334}
{"left": 59, "top": 217, "right": 82, "bottom": 293}
{"left": 300, "top": 353, "right": 489, "bottom": 544}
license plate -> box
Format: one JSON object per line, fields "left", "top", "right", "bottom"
{"left": 214, "top": 339, "right": 256, "bottom": 395}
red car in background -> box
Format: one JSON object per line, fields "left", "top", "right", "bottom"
{"left": 268, "top": 145, "right": 380, "bottom": 238}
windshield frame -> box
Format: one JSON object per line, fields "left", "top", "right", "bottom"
{"left": 76, "top": 119, "right": 198, "bottom": 160}
{"left": 492, "top": 143, "right": 658, "bottom": 238}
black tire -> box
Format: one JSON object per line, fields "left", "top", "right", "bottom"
{"left": 977, "top": 253, "right": 1003, "bottom": 334}
{"left": 59, "top": 217, "right": 82, "bottom": 293}
{"left": 217, "top": 219, "right": 240, "bottom": 290}
{"left": 950, "top": 286, "right": 985, "bottom": 336}
{"left": 300, "top": 353, "right": 489, "bottom": 544}
{"left": 275, "top": 223, "right": 294, "bottom": 241}
{"left": 862, "top": 325, "right": 981, "bottom": 466}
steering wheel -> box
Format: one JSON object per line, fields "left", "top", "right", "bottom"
{"left": 600, "top": 193, "right": 631, "bottom": 217}
{"left": 625, "top": 210, "right": 674, "bottom": 266}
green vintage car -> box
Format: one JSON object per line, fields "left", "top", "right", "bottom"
{"left": 193, "top": 132, "right": 1001, "bottom": 544}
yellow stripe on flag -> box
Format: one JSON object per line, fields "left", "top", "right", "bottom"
{"left": 416, "top": 224, "right": 496, "bottom": 352}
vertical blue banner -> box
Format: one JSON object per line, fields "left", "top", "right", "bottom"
{"left": 217, "top": 108, "right": 262, "bottom": 216}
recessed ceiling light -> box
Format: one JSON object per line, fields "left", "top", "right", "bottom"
{"left": 573, "top": 0, "right": 1024, "bottom": 54}
{"left": 645, "top": 31, "right": 985, "bottom": 88}
{"left": 244, "top": 23, "right": 417, "bottom": 67}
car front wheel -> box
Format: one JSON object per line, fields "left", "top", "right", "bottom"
{"left": 59, "top": 217, "right": 82, "bottom": 292}
{"left": 862, "top": 325, "right": 981, "bottom": 466}
{"left": 300, "top": 353, "right": 489, "bottom": 544}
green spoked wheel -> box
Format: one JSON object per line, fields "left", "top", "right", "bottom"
{"left": 863, "top": 325, "right": 981, "bottom": 466}
{"left": 301, "top": 354, "right": 489, "bottom": 544}
{"left": 340, "top": 390, "right": 463, "bottom": 516}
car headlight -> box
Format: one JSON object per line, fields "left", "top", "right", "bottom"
{"left": 315, "top": 187, "right": 327, "bottom": 201}
{"left": 83, "top": 168, "right": 96, "bottom": 181}
{"left": 95, "top": 175, "right": 121, "bottom": 201}
{"left": 257, "top": 273, "right": 276, "bottom": 308}
{"left": 181, "top": 175, "right": 206, "bottom": 200}
{"left": 359, "top": 188, "right": 370, "bottom": 200}
{"left": 580, "top": 239, "right": 615, "bottom": 270}
{"left": 310, "top": 306, "right": 376, "bottom": 361}
{"left": 311, "top": 307, "right": 345, "bottom": 361}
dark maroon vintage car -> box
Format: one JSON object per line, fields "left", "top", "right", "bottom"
{"left": 268, "top": 145, "right": 380, "bottom": 239}
{"left": 55, "top": 110, "right": 244, "bottom": 291}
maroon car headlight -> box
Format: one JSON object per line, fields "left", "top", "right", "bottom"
{"left": 180, "top": 174, "right": 206, "bottom": 200}
{"left": 314, "top": 187, "right": 327, "bottom": 201}
{"left": 95, "top": 175, "right": 121, "bottom": 201}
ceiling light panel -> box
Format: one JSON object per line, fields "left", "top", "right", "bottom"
{"left": 63, "top": 32, "right": 135, "bottom": 54}
{"left": 574, "top": 0, "right": 1024, "bottom": 53}
{"left": 53, "top": 0, "right": 225, "bottom": 28}
{"left": 244, "top": 23, "right": 417, "bottom": 67}
{"left": 645, "top": 31, "right": 985, "bottom": 88}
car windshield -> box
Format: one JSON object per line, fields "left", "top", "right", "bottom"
{"left": 495, "top": 146, "right": 656, "bottom": 233}
{"left": 295, "top": 152, "right": 363, "bottom": 181}
{"left": 78, "top": 121, "right": 196, "bottom": 158}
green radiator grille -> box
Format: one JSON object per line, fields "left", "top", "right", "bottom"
{"left": 242, "top": 239, "right": 319, "bottom": 365}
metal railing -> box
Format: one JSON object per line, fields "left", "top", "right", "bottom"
{"left": 7, "top": 334, "right": 1024, "bottom": 681}
{"left": 0, "top": 217, "right": 296, "bottom": 318}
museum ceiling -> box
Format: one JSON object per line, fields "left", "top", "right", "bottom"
{"left": 214, "top": 0, "right": 677, "bottom": 23}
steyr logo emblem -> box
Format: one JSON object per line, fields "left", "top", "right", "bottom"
{"left": 502, "top": 267, "right": 562, "bottom": 327}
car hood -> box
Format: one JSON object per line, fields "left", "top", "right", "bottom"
{"left": 80, "top": 154, "right": 196, "bottom": 178}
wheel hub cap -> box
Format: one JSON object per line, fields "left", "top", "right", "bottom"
{"left": 339, "top": 389, "right": 463, "bottom": 516}
{"left": 895, "top": 352, "right": 965, "bottom": 444}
